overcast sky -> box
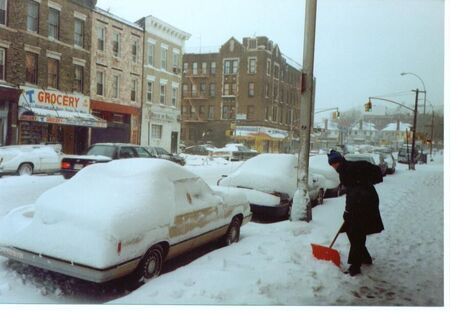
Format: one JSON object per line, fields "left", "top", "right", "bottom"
{"left": 96, "top": 0, "right": 444, "bottom": 115}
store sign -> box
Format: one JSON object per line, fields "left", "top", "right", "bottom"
{"left": 236, "top": 126, "right": 288, "bottom": 139}
{"left": 19, "top": 86, "right": 90, "bottom": 113}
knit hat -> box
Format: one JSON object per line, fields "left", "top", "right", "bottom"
{"left": 327, "top": 150, "right": 344, "bottom": 165}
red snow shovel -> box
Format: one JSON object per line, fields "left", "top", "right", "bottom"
{"left": 311, "top": 223, "right": 344, "bottom": 268}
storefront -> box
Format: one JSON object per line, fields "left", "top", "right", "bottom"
{"left": 18, "top": 86, "right": 107, "bottom": 154}
{"left": 233, "top": 126, "right": 289, "bottom": 153}
{"left": 0, "top": 83, "right": 21, "bottom": 146}
{"left": 90, "top": 100, "right": 140, "bottom": 145}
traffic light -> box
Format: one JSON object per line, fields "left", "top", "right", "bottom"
{"left": 332, "top": 111, "right": 340, "bottom": 119}
{"left": 364, "top": 100, "right": 372, "bottom": 112}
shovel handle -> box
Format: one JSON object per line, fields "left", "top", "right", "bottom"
{"left": 329, "top": 222, "right": 345, "bottom": 248}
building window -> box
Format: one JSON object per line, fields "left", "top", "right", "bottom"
{"left": 247, "top": 106, "right": 255, "bottom": 120}
{"left": 274, "top": 64, "right": 279, "bottom": 79}
{"left": 182, "top": 83, "right": 188, "bottom": 97}
{"left": 161, "top": 48, "right": 167, "bottom": 70}
{"left": 112, "top": 75, "right": 119, "bottom": 99}
{"left": 192, "top": 62, "right": 198, "bottom": 75}
{"left": 25, "top": 52, "right": 38, "bottom": 84}
{"left": 200, "top": 82, "right": 206, "bottom": 96}
{"left": 0, "top": 48, "right": 5, "bottom": 80}
{"left": 191, "top": 84, "right": 197, "bottom": 97}
{"left": 210, "top": 61, "right": 216, "bottom": 74}
{"left": 73, "top": 65, "right": 83, "bottom": 93}
{"left": 265, "top": 107, "right": 269, "bottom": 120}
{"left": 112, "top": 32, "right": 120, "bottom": 57}
{"left": 0, "top": 0, "right": 7, "bottom": 26}
{"left": 224, "top": 83, "right": 230, "bottom": 96}
{"left": 248, "top": 58, "right": 256, "bottom": 74}
{"left": 272, "top": 106, "right": 278, "bottom": 122}
{"left": 266, "top": 59, "right": 271, "bottom": 76}
{"left": 173, "top": 52, "right": 179, "bottom": 73}
{"left": 222, "top": 105, "right": 233, "bottom": 120}
{"left": 97, "top": 26, "right": 105, "bottom": 51}
{"left": 208, "top": 105, "right": 214, "bottom": 119}
{"left": 224, "top": 59, "right": 238, "bottom": 75}
{"left": 147, "top": 42, "right": 154, "bottom": 66}
{"left": 48, "top": 8, "right": 60, "bottom": 40}
{"left": 132, "top": 40, "right": 138, "bottom": 63}
{"left": 74, "top": 18, "right": 84, "bottom": 48}
{"left": 265, "top": 82, "right": 270, "bottom": 97}
{"left": 96, "top": 71, "right": 104, "bottom": 96}
{"left": 248, "top": 82, "right": 255, "bottom": 97}
{"left": 47, "top": 58, "right": 59, "bottom": 89}
{"left": 147, "top": 81, "right": 153, "bottom": 102}
{"left": 231, "top": 83, "right": 237, "bottom": 95}
{"left": 172, "top": 87, "right": 178, "bottom": 106}
{"left": 201, "top": 62, "right": 207, "bottom": 74}
{"left": 274, "top": 84, "right": 278, "bottom": 100}
{"left": 151, "top": 124, "right": 162, "bottom": 139}
{"left": 160, "top": 84, "right": 166, "bottom": 104}
{"left": 27, "top": 0, "right": 39, "bottom": 33}
{"left": 183, "top": 62, "right": 188, "bottom": 74}
{"left": 131, "top": 79, "right": 137, "bottom": 102}
{"left": 209, "top": 83, "right": 216, "bottom": 97}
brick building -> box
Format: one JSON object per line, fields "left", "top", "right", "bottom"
{"left": 0, "top": 0, "right": 105, "bottom": 154}
{"left": 181, "top": 36, "right": 302, "bottom": 153}
{"left": 136, "top": 15, "right": 190, "bottom": 153}
{"left": 89, "top": 8, "right": 143, "bottom": 145}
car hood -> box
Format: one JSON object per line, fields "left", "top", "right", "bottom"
{"left": 62, "top": 155, "right": 112, "bottom": 161}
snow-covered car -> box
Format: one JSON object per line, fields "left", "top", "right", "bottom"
{"left": 309, "top": 154, "right": 344, "bottom": 197}
{"left": 376, "top": 151, "right": 396, "bottom": 174}
{"left": 0, "top": 159, "right": 251, "bottom": 283}
{"left": 211, "top": 143, "right": 258, "bottom": 162}
{"left": 217, "top": 154, "right": 327, "bottom": 218}
{"left": 0, "top": 144, "right": 62, "bottom": 177}
{"left": 60, "top": 143, "right": 154, "bottom": 179}
{"left": 145, "top": 146, "right": 185, "bottom": 166}
{"left": 183, "top": 144, "right": 216, "bottom": 156}
{"left": 345, "top": 153, "right": 388, "bottom": 176}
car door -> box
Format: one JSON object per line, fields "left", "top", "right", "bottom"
{"left": 37, "top": 146, "right": 59, "bottom": 172}
{"left": 118, "top": 146, "right": 137, "bottom": 158}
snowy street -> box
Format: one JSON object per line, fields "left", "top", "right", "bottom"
{"left": 0, "top": 155, "right": 445, "bottom": 306}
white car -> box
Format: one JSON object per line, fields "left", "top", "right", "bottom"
{"left": 0, "top": 144, "right": 62, "bottom": 176}
{"left": 217, "top": 154, "right": 327, "bottom": 218}
{"left": 309, "top": 154, "right": 343, "bottom": 197}
{"left": 0, "top": 158, "right": 251, "bottom": 283}
{"left": 211, "top": 143, "right": 259, "bottom": 162}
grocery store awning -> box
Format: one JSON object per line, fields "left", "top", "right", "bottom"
{"left": 19, "top": 107, "right": 107, "bottom": 128}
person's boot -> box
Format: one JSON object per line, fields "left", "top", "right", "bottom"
{"left": 362, "top": 257, "right": 373, "bottom": 265}
{"left": 344, "top": 265, "right": 361, "bottom": 276}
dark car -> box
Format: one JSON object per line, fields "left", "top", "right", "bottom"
{"left": 145, "top": 146, "right": 185, "bottom": 166}
{"left": 60, "top": 143, "right": 154, "bottom": 179}
{"left": 345, "top": 153, "right": 388, "bottom": 177}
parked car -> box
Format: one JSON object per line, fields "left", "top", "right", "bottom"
{"left": 183, "top": 144, "right": 216, "bottom": 156}
{"left": 345, "top": 153, "right": 388, "bottom": 176}
{"left": 145, "top": 146, "right": 185, "bottom": 166}
{"left": 376, "top": 151, "right": 396, "bottom": 174}
{"left": 60, "top": 143, "right": 154, "bottom": 179}
{"left": 397, "top": 144, "right": 427, "bottom": 164}
{"left": 217, "top": 154, "right": 327, "bottom": 218}
{"left": 211, "top": 143, "right": 259, "bottom": 162}
{"left": 0, "top": 144, "right": 62, "bottom": 177}
{"left": 309, "top": 154, "right": 345, "bottom": 197}
{"left": 0, "top": 159, "right": 251, "bottom": 283}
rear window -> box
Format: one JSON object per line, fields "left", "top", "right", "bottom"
{"left": 136, "top": 147, "right": 153, "bottom": 158}
{"left": 86, "top": 145, "right": 116, "bottom": 158}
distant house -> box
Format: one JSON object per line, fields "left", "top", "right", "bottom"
{"left": 313, "top": 118, "right": 341, "bottom": 150}
{"left": 380, "top": 121, "right": 412, "bottom": 150}
{"left": 347, "top": 120, "right": 378, "bottom": 145}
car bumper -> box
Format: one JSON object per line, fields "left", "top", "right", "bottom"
{"left": 250, "top": 202, "right": 290, "bottom": 218}
{"left": 0, "top": 245, "right": 140, "bottom": 283}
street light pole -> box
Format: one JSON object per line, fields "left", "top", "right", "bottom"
{"left": 401, "top": 72, "right": 427, "bottom": 114}
{"left": 410, "top": 89, "right": 419, "bottom": 170}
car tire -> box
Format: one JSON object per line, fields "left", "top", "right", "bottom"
{"left": 223, "top": 217, "right": 241, "bottom": 246}
{"left": 136, "top": 245, "right": 164, "bottom": 283}
{"left": 18, "top": 163, "right": 33, "bottom": 176}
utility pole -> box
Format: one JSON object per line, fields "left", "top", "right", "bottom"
{"left": 410, "top": 89, "right": 419, "bottom": 170}
{"left": 291, "top": 0, "right": 317, "bottom": 222}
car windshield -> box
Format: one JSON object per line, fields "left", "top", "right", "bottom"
{"left": 86, "top": 145, "right": 116, "bottom": 158}
{"left": 156, "top": 147, "right": 170, "bottom": 155}
{"left": 237, "top": 145, "right": 251, "bottom": 152}
{"left": 345, "top": 155, "right": 374, "bottom": 164}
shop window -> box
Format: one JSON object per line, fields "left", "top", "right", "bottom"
{"left": 27, "top": 51, "right": 39, "bottom": 83}
{"left": 47, "top": 58, "right": 59, "bottom": 89}
{"left": 73, "top": 65, "right": 83, "bottom": 93}
{"left": 27, "top": 0, "right": 39, "bottom": 33}
{"left": 0, "top": 0, "right": 6, "bottom": 26}
{"left": 48, "top": 8, "right": 60, "bottom": 40}
{"left": 0, "top": 48, "right": 4, "bottom": 80}
{"left": 112, "top": 113, "right": 125, "bottom": 124}
{"left": 97, "top": 26, "right": 105, "bottom": 51}
{"left": 74, "top": 18, "right": 84, "bottom": 48}
{"left": 112, "top": 32, "right": 120, "bottom": 57}
{"left": 151, "top": 124, "right": 162, "bottom": 139}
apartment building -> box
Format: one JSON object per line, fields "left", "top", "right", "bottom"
{"left": 0, "top": 0, "right": 103, "bottom": 154}
{"left": 89, "top": 8, "right": 143, "bottom": 144}
{"left": 136, "top": 15, "right": 190, "bottom": 153}
{"left": 181, "top": 36, "right": 302, "bottom": 153}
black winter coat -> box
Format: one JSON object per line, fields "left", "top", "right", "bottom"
{"left": 337, "top": 159, "right": 384, "bottom": 235}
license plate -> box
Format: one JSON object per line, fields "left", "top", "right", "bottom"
{"left": 0, "top": 247, "right": 24, "bottom": 259}
{"left": 74, "top": 164, "right": 84, "bottom": 170}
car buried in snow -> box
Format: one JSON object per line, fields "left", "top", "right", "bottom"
{"left": 217, "top": 153, "right": 327, "bottom": 219}
{"left": 0, "top": 158, "right": 251, "bottom": 283}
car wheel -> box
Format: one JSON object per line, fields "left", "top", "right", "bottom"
{"left": 18, "top": 163, "right": 33, "bottom": 176}
{"left": 224, "top": 217, "right": 241, "bottom": 246}
{"left": 137, "top": 245, "right": 164, "bottom": 282}
{"left": 317, "top": 189, "right": 325, "bottom": 205}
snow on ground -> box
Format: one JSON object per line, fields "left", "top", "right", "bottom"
{"left": 0, "top": 154, "right": 446, "bottom": 308}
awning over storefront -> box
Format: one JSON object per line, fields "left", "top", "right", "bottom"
{"left": 19, "top": 107, "right": 107, "bottom": 128}
{"left": 234, "top": 126, "right": 289, "bottom": 141}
